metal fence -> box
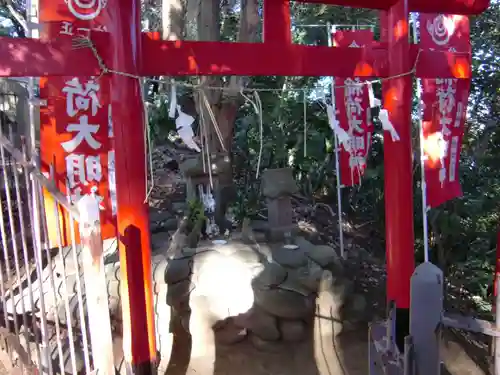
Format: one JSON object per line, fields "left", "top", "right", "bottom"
{"left": 0, "top": 97, "right": 114, "bottom": 374}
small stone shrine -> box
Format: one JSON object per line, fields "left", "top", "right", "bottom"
{"left": 261, "top": 168, "right": 299, "bottom": 242}
{"left": 179, "top": 153, "right": 230, "bottom": 202}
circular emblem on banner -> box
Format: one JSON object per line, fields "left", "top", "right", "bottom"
{"left": 426, "top": 14, "right": 455, "bottom": 46}
{"left": 65, "top": 0, "right": 107, "bottom": 21}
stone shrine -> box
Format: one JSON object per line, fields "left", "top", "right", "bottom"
{"left": 261, "top": 168, "right": 298, "bottom": 242}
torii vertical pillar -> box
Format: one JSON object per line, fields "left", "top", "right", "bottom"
{"left": 105, "top": 0, "right": 157, "bottom": 373}
{"left": 263, "top": 0, "right": 292, "bottom": 44}
{"left": 380, "top": 0, "right": 415, "bottom": 352}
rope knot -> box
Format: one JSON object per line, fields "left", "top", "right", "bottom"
{"left": 72, "top": 36, "right": 109, "bottom": 79}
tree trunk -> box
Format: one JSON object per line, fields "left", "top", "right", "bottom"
{"left": 161, "top": 0, "right": 259, "bottom": 229}
{"left": 162, "top": 0, "right": 186, "bottom": 40}
{"left": 195, "top": 0, "right": 260, "bottom": 230}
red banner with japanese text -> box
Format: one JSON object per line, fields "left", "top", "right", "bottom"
{"left": 39, "top": 1, "right": 116, "bottom": 246}
{"left": 333, "top": 30, "right": 374, "bottom": 186}
{"left": 420, "top": 14, "right": 471, "bottom": 208}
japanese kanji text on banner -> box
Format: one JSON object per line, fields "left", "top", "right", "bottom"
{"left": 39, "top": 1, "right": 117, "bottom": 246}
{"left": 332, "top": 30, "right": 374, "bottom": 187}
{"left": 420, "top": 14, "right": 471, "bottom": 208}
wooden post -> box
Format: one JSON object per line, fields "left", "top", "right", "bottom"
{"left": 77, "top": 193, "right": 114, "bottom": 375}
{"left": 105, "top": 0, "right": 157, "bottom": 372}
{"left": 380, "top": 0, "right": 415, "bottom": 352}
{"left": 263, "top": 0, "right": 292, "bottom": 44}
{"left": 495, "top": 224, "right": 500, "bottom": 375}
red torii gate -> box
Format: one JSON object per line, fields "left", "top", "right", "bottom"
{"left": 0, "top": 0, "right": 489, "bottom": 373}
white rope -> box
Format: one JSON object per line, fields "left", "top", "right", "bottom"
{"left": 140, "top": 78, "right": 155, "bottom": 203}
{"left": 197, "top": 94, "right": 214, "bottom": 189}
{"left": 240, "top": 89, "right": 264, "bottom": 178}
{"left": 168, "top": 80, "right": 177, "bottom": 118}
{"left": 72, "top": 36, "right": 433, "bottom": 94}
{"left": 151, "top": 65, "right": 422, "bottom": 91}
{"left": 200, "top": 90, "right": 227, "bottom": 152}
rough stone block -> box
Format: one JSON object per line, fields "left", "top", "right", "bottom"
{"left": 253, "top": 286, "right": 314, "bottom": 319}
{"left": 267, "top": 196, "right": 294, "bottom": 228}
{"left": 279, "top": 319, "right": 307, "bottom": 342}
{"left": 261, "top": 168, "right": 298, "bottom": 198}
{"left": 272, "top": 245, "right": 308, "bottom": 268}
{"left": 243, "top": 306, "right": 280, "bottom": 341}
{"left": 179, "top": 154, "right": 230, "bottom": 178}
{"left": 266, "top": 225, "right": 298, "bottom": 243}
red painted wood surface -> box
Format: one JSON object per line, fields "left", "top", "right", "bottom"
{"left": 294, "top": 0, "right": 489, "bottom": 14}
{"left": 380, "top": 4, "right": 415, "bottom": 309}
{"left": 102, "top": 0, "right": 157, "bottom": 369}
{"left": 494, "top": 225, "right": 500, "bottom": 305}
{"left": 0, "top": 35, "right": 472, "bottom": 79}
{"left": 263, "top": 0, "right": 292, "bottom": 44}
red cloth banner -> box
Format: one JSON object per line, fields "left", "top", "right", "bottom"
{"left": 420, "top": 14, "right": 471, "bottom": 208}
{"left": 333, "top": 30, "right": 374, "bottom": 186}
{"left": 39, "top": 1, "right": 116, "bottom": 246}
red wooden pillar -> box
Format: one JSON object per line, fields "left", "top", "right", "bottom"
{"left": 380, "top": 0, "right": 415, "bottom": 351}
{"left": 103, "top": 0, "right": 156, "bottom": 372}
{"left": 494, "top": 225, "right": 500, "bottom": 308}
{"left": 263, "top": 0, "right": 292, "bottom": 44}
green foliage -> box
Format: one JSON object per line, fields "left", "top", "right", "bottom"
{"left": 140, "top": 2, "right": 500, "bottom": 313}
{"left": 147, "top": 97, "right": 176, "bottom": 142}
{"left": 186, "top": 198, "right": 206, "bottom": 231}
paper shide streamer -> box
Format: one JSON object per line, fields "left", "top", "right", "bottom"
{"left": 168, "top": 83, "right": 201, "bottom": 152}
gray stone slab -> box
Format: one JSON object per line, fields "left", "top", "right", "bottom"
{"left": 369, "top": 321, "right": 404, "bottom": 375}
{"left": 410, "top": 262, "right": 443, "bottom": 375}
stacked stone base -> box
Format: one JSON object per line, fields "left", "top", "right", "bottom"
{"left": 164, "top": 235, "right": 365, "bottom": 349}
{"left": 6, "top": 232, "right": 366, "bottom": 374}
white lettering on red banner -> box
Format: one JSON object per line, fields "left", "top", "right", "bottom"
{"left": 335, "top": 76, "right": 372, "bottom": 186}
{"left": 420, "top": 13, "right": 471, "bottom": 208}
{"left": 62, "top": 77, "right": 101, "bottom": 117}
{"left": 59, "top": 21, "right": 107, "bottom": 37}
{"left": 108, "top": 150, "right": 117, "bottom": 216}
{"left": 40, "top": 0, "right": 116, "bottom": 245}
{"left": 332, "top": 30, "right": 374, "bottom": 187}
{"left": 435, "top": 78, "right": 456, "bottom": 185}
{"left": 61, "top": 76, "right": 105, "bottom": 207}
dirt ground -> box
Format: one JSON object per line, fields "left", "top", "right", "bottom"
{"left": 149, "top": 291, "right": 490, "bottom": 375}
{"left": 157, "top": 324, "right": 489, "bottom": 375}
{"left": 1, "top": 328, "right": 488, "bottom": 375}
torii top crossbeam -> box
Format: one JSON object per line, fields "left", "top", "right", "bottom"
{"left": 0, "top": 0, "right": 486, "bottom": 79}
{"left": 0, "top": 1, "right": 490, "bottom": 375}
{"left": 0, "top": 33, "right": 472, "bottom": 78}
{"left": 296, "top": 0, "right": 489, "bottom": 13}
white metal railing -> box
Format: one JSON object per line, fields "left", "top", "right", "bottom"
{"left": 0, "top": 113, "right": 114, "bottom": 374}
